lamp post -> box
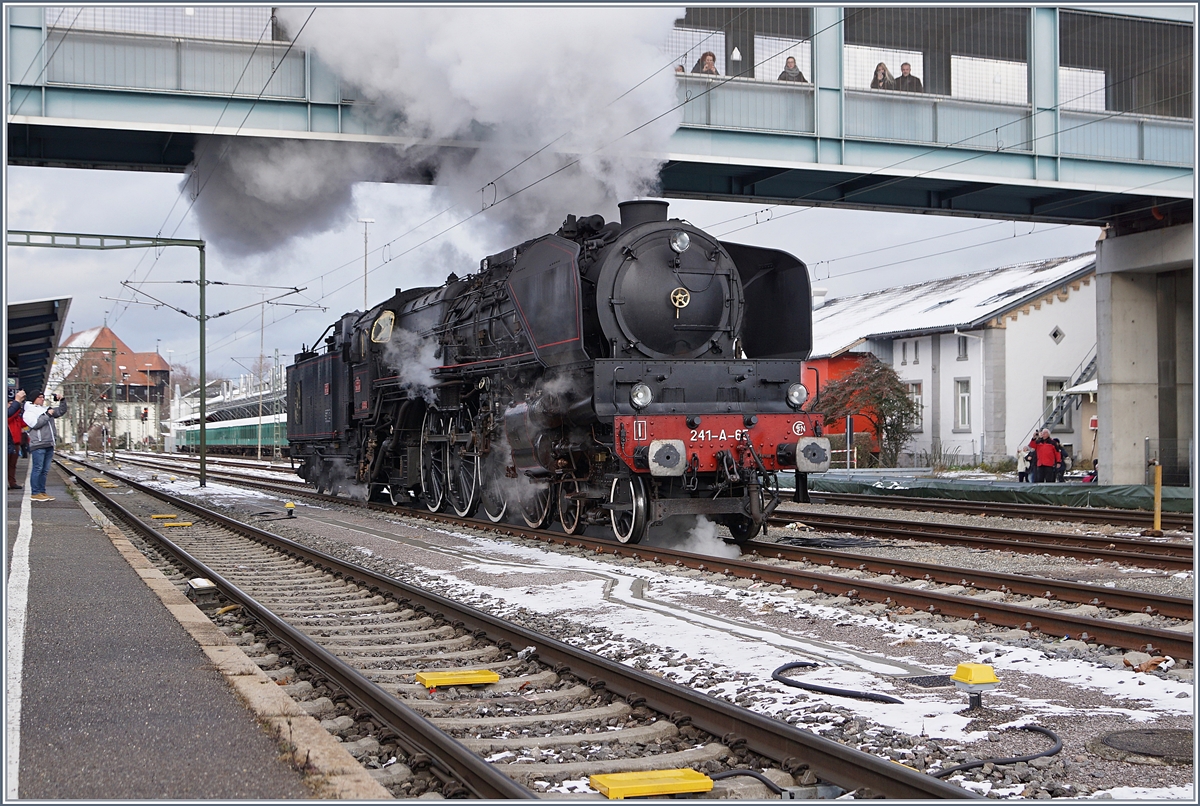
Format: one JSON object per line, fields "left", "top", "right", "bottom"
{"left": 358, "top": 218, "right": 374, "bottom": 310}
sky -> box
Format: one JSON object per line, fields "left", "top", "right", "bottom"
{"left": 3, "top": 5, "right": 1104, "bottom": 387}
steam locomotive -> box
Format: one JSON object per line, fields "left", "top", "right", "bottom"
{"left": 286, "top": 200, "right": 829, "bottom": 544}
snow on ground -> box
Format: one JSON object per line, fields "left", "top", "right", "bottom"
{"left": 371, "top": 525, "right": 1193, "bottom": 745}
{"left": 87, "top": 463, "right": 1191, "bottom": 796}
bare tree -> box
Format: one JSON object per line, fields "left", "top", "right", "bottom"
{"left": 813, "top": 355, "right": 918, "bottom": 467}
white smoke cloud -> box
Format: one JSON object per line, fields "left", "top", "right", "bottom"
{"left": 184, "top": 5, "right": 685, "bottom": 254}
{"left": 646, "top": 515, "right": 742, "bottom": 558}
{"left": 381, "top": 327, "right": 440, "bottom": 405}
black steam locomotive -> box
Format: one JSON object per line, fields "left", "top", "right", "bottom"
{"left": 286, "top": 200, "right": 829, "bottom": 544}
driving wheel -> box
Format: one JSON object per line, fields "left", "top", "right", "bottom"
{"left": 419, "top": 411, "right": 447, "bottom": 513}
{"left": 608, "top": 475, "right": 648, "bottom": 544}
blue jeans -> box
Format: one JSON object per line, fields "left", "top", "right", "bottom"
{"left": 30, "top": 447, "right": 53, "bottom": 495}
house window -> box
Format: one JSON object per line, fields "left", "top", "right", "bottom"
{"left": 905, "top": 382, "right": 923, "bottom": 432}
{"left": 957, "top": 335, "right": 969, "bottom": 360}
{"left": 955, "top": 379, "right": 971, "bottom": 430}
{"left": 901, "top": 342, "right": 907, "bottom": 365}
{"left": 1045, "top": 378, "right": 1071, "bottom": 431}
{"left": 912, "top": 340, "right": 919, "bottom": 364}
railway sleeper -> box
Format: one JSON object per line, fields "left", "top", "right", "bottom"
{"left": 403, "top": 683, "right": 595, "bottom": 714}
{"left": 359, "top": 658, "right": 525, "bottom": 677}
{"left": 325, "top": 634, "right": 476, "bottom": 655}
{"left": 459, "top": 718, "right": 677, "bottom": 753}
{"left": 430, "top": 701, "right": 632, "bottom": 731}
{"left": 343, "top": 647, "right": 499, "bottom": 666}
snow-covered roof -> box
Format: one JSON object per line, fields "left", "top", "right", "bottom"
{"left": 810, "top": 252, "right": 1095, "bottom": 358}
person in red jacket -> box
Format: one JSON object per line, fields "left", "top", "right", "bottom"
{"left": 7, "top": 389, "right": 26, "bottom": 490}
{"left": 1028, "top": 429, "right": 1061, "bottom": 484}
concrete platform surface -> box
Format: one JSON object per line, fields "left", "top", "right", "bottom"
{"left": 4, "top": 457, "right": 315, "bottom": 799}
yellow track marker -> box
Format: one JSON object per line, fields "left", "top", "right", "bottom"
{"left": 150, "top": 514, "right": 179, "bottom": 519}
{"left": 160, "top": 522, "right": 194, "bottom": 528}
{"left": 414, "top": 670, "right": 500, "bottom": 689}
{"left": 590, "top": 769, "right": 713, "bottom": 799}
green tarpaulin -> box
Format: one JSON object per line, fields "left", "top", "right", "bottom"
{"left": 780, "top": 474, "right": 1193, "bottom": 513}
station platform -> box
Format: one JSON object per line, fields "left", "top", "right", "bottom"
{"left": 2, "top": 456, "right": 373, "bottom": 799}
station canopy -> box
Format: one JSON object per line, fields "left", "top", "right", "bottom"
{"left": 6, "top": 297, "right": 72, "bottom": 396}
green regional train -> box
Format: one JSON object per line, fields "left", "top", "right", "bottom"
{"left": 174, "top": 411, "right": 289, "bottom": 456}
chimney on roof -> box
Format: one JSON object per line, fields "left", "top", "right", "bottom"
{"left": 812, "top": 288, "right": 828, "bottom": 310}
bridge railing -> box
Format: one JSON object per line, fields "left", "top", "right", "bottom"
{"left": 1060, "top": 109, "right": 1194, "bottom": 166}
{"left": 675, "top": 73, "right": 814, "bottom": 135}
{"left": 46, "top": 27, "right": 305, "bottom": 100}
{"left": 845, "top": 90, "right": 1032, "bottom": 152}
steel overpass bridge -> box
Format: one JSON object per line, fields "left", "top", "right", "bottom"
{"left": 6, "top": 5, "right": 1193, "bottom": 233}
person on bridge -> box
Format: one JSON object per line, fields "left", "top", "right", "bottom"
{"left": 870, "top": 62, "right": 895, "bottom": 90}
{"left": 778, "top": 56, "right": 808, "bottom": 82}
{"left": 895, "top": 62, "right": 924, "bottom": 92}
{"left": 693, "top": 51, "right": 720, "bottom": 75}
{"left": 1028, "top": 429, "right": 1061, "bottom": 484}
{"left": 24, "top": 391, "right": 67, "bottom": 502}
{"left": 7, "top": 389, "right": 26, "bottom": 490}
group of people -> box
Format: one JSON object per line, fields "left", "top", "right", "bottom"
{"left": 7, "top": 388, "right": 68, "bottom": 501}
{"left": 870, "top": 62, "right": 924, "bottom": 92}
{"left": 677, "top": 53, "right": 926, "bottom": 91}
{"left": 1018, "top": 429, "right": 1073, "bottom": 483}
{"left": 676, "top": 52, "right": 810, "bottom": 83}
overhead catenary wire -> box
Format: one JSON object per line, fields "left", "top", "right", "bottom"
{"left": 91, "top": 11, "right": 1185, "bottom": 366}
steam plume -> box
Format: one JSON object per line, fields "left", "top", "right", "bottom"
{"left": 188, "top": 7, "right": 684, "bottom": 255}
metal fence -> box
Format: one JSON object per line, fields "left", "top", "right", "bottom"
{"left": 1059, "top": 10, "right": 1194, "bottom": 164}
{"left": 43, "top": 28, "right": 306, "bottom": 99}
{"left": 666, "top": 7, "right": 813, "bottom": 81}
{"left": 45, "top": 6, "right": 276, "bottom": 42}
{"left": 1145, "top": 438, "right": 1194, "bottom": 488}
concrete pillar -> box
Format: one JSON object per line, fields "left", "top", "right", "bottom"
{"left": 1094, "top": 223, "right": 1193, "bottom": 485}
{"left": 929, "top": 336, "right": 941, "bottom": 453}
{"left": 982, "top": 327, "right": 1006, "bottom": 460}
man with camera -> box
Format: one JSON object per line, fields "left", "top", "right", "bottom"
{"left": 1027, "top": 428, "right": 1061, "bottom": 485}
{"left": 24, "top": 391, "right": 67, "bottom": 501}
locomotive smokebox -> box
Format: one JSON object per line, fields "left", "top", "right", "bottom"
{"left": 618, "top": 199, "right": 669, "bottom": 231}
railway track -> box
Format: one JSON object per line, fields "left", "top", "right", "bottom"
{"left": 59, "top": 458, "right": 974, "bottom": 800}
{"left": 75, "top": 455, "right": 1195, "bottom": 661}
{"left": 102, "top": 452, "right": 1194, "bottom": 572}
{"left": 806, "top": 491, "right": 1193, "bottom": 532}
{"left": 116, "top": 453, "right": 1193, "bottom": 532}
{"left": 768, "top": 512, "right": 1193, "bottom": 572}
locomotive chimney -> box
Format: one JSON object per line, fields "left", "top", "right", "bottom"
{"left": 618, "top": 199, "right": 669, "bottom": 232}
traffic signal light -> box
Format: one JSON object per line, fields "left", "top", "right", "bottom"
{"left": 106, "top": 406, "right": 113, "bottom": 419}
{"left": 141, "top": 407, "right": 149, "bottom": 421}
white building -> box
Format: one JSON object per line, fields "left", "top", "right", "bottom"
{"left": 811, "top": 253, "right": 1097, "bottom": 466}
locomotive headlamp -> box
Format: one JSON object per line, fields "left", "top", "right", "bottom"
{"left": 669, "top": 231, "right": 691, "bottom": 254}
{"left": 630, "top": 383, "right": 654, "bottom": 409}
{"left": 786, "top": 383, "right": 809, "bottom": 409}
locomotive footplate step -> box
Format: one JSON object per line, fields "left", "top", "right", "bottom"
{"left": 5, "top": 461, "right": 310, "bottom": 799}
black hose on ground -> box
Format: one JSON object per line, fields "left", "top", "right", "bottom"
{"left": 772, "top": 661, "right": 904, "bottom": 704}
{"left": 710, "top": 769, "right": 785, "bottom": 794}
{"left": 929, "top": 725, "right": 1062, "bottom": 778}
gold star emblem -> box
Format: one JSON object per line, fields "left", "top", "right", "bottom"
{"left": 670, "top": 287, "right": 690, "bottom": 318}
